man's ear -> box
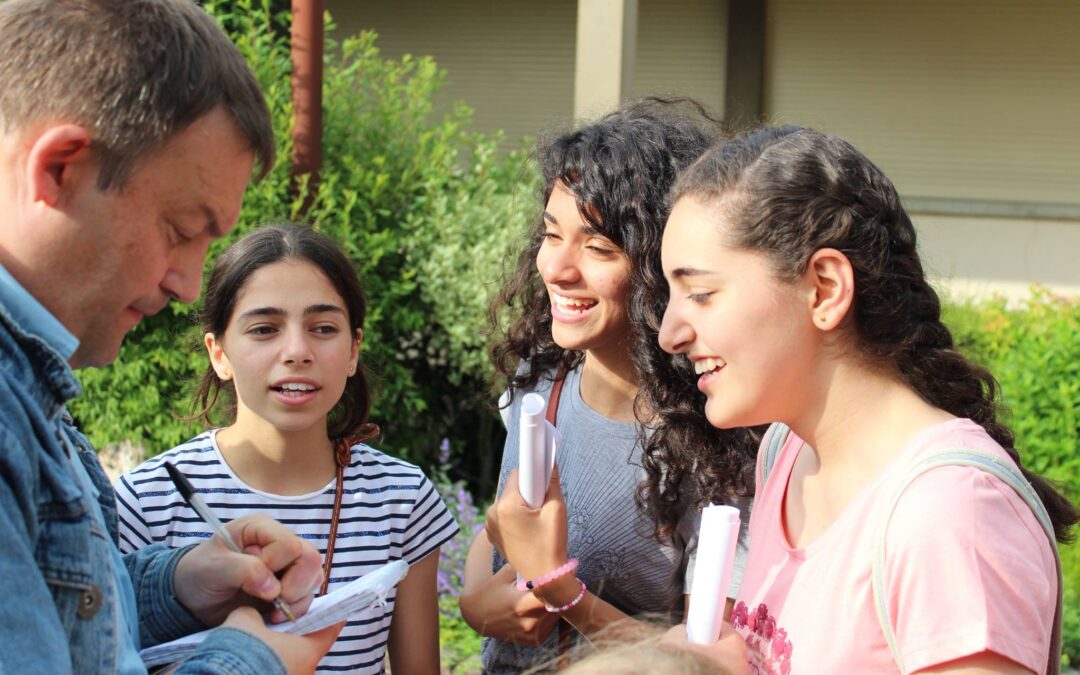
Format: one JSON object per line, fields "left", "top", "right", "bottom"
{"left": 804, "top": 248, "right": 855, "bottom": 331}
{"left": 205, "top": 332, "right": 233, "bottom": 381}
{"left": 25, "top": 125, "right": 95, "bottom": 207}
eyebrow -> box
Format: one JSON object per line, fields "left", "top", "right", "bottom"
{"left": 669, "top": 266, "right": 720, "bottom": 279}
{"left": 543, "top": 210, "right": 604, "bottom": 237}
{"left": 236, "top": 304, "right": 346, "bottom": 321}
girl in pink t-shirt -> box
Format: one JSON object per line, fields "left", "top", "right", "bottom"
{"left": 652, "top": 126, "right": 1077, "bottom": 674}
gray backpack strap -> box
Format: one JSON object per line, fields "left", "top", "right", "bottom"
{"left": 871, "top": 450, "right": 1063, "bottom": 674}
{"left": 758, "top": 422, "right": 792, "bottom": 488}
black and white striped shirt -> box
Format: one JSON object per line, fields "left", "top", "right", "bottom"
{"left": 114, "top": 430, "right": 458, "bottom": 673}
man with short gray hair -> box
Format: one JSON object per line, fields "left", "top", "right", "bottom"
{"left": 0, "top": 1, "right": 339, "bottom": 672}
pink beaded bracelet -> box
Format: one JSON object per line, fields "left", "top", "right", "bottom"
{"left": 515, "top": 558, "right": 579, "bottom": 592}
{"left": 543, "top": 579, "right": 587, "bottom": 613}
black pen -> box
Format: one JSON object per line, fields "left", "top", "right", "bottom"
{"left": 163, "top": 461, "right": 297, "bottom": 622}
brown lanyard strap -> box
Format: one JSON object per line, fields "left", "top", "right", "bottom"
{"left": 319, "top": 440, "right": 349, "bottom": 597}
{"left": 546, "top": 366, "right": 567, "bottom": 427}
{"left": 545, "top": 366, "right": 572, "bottom": 669}
{"left": 320, "top": 424, "right": 380, "bottom": 596}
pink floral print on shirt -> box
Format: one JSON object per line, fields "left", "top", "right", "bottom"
{"left": 733, "top": 601, "right": 793, "bottom": 675}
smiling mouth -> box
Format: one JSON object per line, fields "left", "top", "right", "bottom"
{"left": 693, "top": 357, "right": 726, "bottom": 375}
{"left": 271, "top": 383, "right": 320, "bottom": 397}
{"left": 552, "top": 293, "right": 598, "bottom": 314}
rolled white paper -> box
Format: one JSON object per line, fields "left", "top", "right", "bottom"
{"left": 686, "top": 504, "right": 741, "bottom": 644}
{"left": 519, "top": 393, "right": 550, "bottom": 508}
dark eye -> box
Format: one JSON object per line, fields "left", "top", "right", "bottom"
{"left": 541, "top": 231, "right": 561, "bottom": 242}
{"left": 246, "top": 324, "right": 277, "bottom": 336}
{"left": 587, "top": 245, "right": 616, "bottom": 257}
{"left": 312, "top": 324, "right": 340, "bottom": 335}
{"left": 687, "top": 292, "right": 714, "bottom": 304}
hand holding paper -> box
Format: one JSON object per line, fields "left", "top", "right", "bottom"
{"left": 686, "top": 504, "right": 741, "bottom": 644}
{"left": 142, "top": 559, "right": 409, "bottom": 668}
{"left": 485, "top": 464, "right": 568, "bottom": 581}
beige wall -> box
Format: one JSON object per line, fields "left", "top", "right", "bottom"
{"left": 765, "top": 0, "right": 1080, "bottom": 299}
{"left": 633, "top": 0, "right": 726, "bottom": 115}
{"left": 326, "top": 0, "right": 1077, "bottom": 299}
{"left": 327, "top": 0, "right": 577, "bottom": 146}
{"left": 328, "top": 0, "right": 727, "bottom": 140}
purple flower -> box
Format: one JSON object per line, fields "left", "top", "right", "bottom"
{"left": 438, "top": 438, "right": 451, "bottom": 466}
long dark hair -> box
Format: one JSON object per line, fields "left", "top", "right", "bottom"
{"left": 489, "top": 97, "right": 760, "bottom": 551}
{"left": 491, "top": 97, "right": 719, "bottom": 397}
{"left": 191, "top": 224, "right": 377, "bottom": 444}
{"left": 668, "top": 125, "right": 1078, "bottom": 542}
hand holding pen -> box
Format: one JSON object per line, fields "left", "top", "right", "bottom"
{"left": 165, "top": 461, "right": 325, "bottom": 626}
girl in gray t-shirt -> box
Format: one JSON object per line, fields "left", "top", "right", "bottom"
{"left": 459, "top": 99, "right": 758, "bottom": 673}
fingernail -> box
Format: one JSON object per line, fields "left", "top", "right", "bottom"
{"left": 257, "top": 575, "right": 277, "bottom": 596}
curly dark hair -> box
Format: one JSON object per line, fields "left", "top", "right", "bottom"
{"left": 489, "top": 97, "right": 761, "bottom": 552}
{"left": 665, "top": 125, "right": 1078, "bottom": 543}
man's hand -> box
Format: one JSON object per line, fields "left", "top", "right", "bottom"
{"left": 174, "top": 513, "right": 324, "bottom": 626}
{"left": 224, "top": 607, "right": 342, "bottom": 673}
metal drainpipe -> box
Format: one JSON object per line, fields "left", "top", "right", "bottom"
{"left": 290, "top": 0, "right": 324, "bottom": 210}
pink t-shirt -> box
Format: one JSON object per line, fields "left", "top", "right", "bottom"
{"left": 734, "top": 418, "right": 1057, "bottom": 674}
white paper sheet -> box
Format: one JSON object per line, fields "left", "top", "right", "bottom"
{"left": 140, "top": 559, "right": 409, "bottom": 667}
{"left": 686, "top": 504, "right": 741, "bottom": 644}
{"left": 518, "top": 392, "right": 556, "bottom": 508}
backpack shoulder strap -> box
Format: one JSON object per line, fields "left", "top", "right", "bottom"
{"left": 871, "top": 449, "right": 1063, "bottom": 675}
{"left": 758, "top": 422, "right": 792, "bottom": 488}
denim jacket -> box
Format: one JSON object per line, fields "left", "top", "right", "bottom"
{"left": 0, "top": 269, "right": 285, "bottom": 674}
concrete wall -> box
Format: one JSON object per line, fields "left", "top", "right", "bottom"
{"left": 764, "top": 0, "right": 1080, "bottom": 299}
{"left": 327, "top": 0, "right": 1079, "bottom": 299}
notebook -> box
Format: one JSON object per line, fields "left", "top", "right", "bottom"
{"left": 140, "top": 559, "right": 409, "bottom": 668}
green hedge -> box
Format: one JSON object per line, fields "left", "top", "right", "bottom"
{"left": 71, "top": 0, "right": 529, "bottom": 472}
{"left": 942, "top": 288, "right": 1080, "bottom": 667}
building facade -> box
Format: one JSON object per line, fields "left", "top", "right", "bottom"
{"left": 329, "top": 0, "right": 1080, "bottom": 299}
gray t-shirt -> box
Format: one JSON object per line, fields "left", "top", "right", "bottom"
{"left": 482, "top": 365, "right": 750, "bottom": 673}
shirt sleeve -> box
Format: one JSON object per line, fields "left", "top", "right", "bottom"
{"left": 401, "top": 473, "right": 460, "bottom": 564}
{"left": 113, "top": 472, "right": 154, "bottom": 554}
{"left": 884, "top": 466, "right": 1057, "bottom": 674}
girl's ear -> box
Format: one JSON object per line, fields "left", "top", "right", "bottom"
{"left": 804, "top": 248, "right": 855, "bottom": 331}
{"left": 205, "top": 332, "right": 233, "bottom": 381}
{"left": 348, "top": 328, "right": 362, "bottom": 377}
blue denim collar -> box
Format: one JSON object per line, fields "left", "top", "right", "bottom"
{"left": 0, "top": 264, "right": 81, "bottom": 416}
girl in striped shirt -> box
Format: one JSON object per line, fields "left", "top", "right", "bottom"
{"left": 115, "top": 224, "right": 457, "bottom": 674}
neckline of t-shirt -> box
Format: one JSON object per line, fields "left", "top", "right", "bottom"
{"left": 208, "top": 428, "right": 339, "bottom": 502}
{"left": 564, "top": 366, "right": 640, "bottom": 438}
{"left": 777, "top": 416, "right": 975, "bottom": 558}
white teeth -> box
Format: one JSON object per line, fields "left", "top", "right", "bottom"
{"left": 553, "top": 293, "right": 598, "bottom": 311}
{"left": 279, "top": 382, "right": 316, "bottom": 391}
{"left": 693, "top": 357, "right": 726, "bottom": 375}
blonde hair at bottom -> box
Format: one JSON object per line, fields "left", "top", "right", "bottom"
{"left": 521, "top": 617, "right": 729, "bottom": 675}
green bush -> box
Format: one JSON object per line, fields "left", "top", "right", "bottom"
{"left": 942, "top": 287, "right": 1080, "bottom": 667}
{"left": 71, "top": 0, "right": 528, "bottom": 470}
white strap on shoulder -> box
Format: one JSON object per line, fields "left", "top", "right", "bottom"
{"left": 870, "top": 450, "right": 1063, "bottom": 675}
